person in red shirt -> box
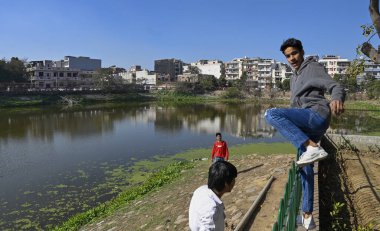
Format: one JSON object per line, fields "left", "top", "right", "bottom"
{"left": 211, "top": 132, "right": 229, "bottom": 163}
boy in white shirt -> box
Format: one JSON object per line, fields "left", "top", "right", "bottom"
{"left": 189, "top": 161, "right": 237, "bottom": 231}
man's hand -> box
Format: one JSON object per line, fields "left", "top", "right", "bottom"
{"left": 330, "top": 100, "right": 344, "bottom": 116}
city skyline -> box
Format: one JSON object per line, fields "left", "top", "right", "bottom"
{"left": 0, "top": 0, "right": 371, "bottom": 70}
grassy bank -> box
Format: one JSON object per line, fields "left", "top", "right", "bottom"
{"left": 52, "top": 142, "right": 295, "bottom": 231}
{"left": 345, "top": 100, "right": 380, "bottom": 111}
{"left": 0, "top": 91, "right": 291, "bottom": 108}
{"left": 2, "top": 92, "right": 379, "bottom": 109}
{"left": 0, "top": 93, "right": 153, "bottom": 108}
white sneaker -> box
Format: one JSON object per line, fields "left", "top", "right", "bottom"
{"left": 296, "top": 146, "right": 328, "bottom": 167}
{"left": 302, "top": 215, "right": 316, "bottom": 230}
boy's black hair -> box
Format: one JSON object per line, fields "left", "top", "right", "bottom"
{"left": 208, "top": 161, "right": 237, "bottom": 192}
{"left": 280, "top": 38, "right": 304, "bottom": 53}
{"left": 215, "top": 132, "right": 222, "bottom": 137}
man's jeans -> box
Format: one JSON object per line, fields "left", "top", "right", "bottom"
{"left": 265, "top": 107, "right": 329, "bottom": 213}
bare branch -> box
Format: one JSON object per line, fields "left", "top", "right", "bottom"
{"left": 361, "top": 42, "right": 380, "bottom": 62}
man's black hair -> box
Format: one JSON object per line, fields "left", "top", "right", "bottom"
{"left": 208, "top": 161, "right": 237, "bottom": 192}
{"left": 280, "top": 38, "right": 303, "bottom": 53}
{"left": 215, "top": 132, "right": 222, "bottom": 137}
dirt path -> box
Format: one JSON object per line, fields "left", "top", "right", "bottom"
{"left": 80, "top": 153, "right": 295, "bottom": 231}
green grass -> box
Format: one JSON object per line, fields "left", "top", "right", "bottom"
{"left": 345, "top": 100, "right": 380, "bottom": 111}
{"left": 173, "top": 142, "right": 296, "bottom": 160}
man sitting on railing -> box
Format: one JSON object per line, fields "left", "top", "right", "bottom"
{"left": 265, "top": 38, "right": 345, "bottom": 230}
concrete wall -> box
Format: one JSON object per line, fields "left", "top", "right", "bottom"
{"left": 326, "top": 134, "right": 380, "bottom": 151}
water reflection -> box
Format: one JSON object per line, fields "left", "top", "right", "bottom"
{"left": 0, "top": 103, "right": 275, "bottom": 142}
{"left": 329, "top": 109, "right": 380, "bottom": 135}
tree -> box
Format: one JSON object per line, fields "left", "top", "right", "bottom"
{"left": 175, "top": 82, "right": 204, "bottom": 95}
{"left": 282, "top": 79, "right": 290, "bottom": 91}
{"left": 218, "top": 74, "right": 227, "bottom": 88}
{"left": 222, "top": 86, "right": 244, "bottom": 99}
{"left": 367, "top": 78, "right": 380, "bottom": 98}
{"left": 0, "top": 57, "right": 28, "bottom": 83}
{"left": 235, "top": 71, "right": 248, "bottom": 91}
{"left": 199, "top": 75, "right": 217, "bottom": 91}
{"left": 275, "top": 80, "right": 283, "bottom": 89}
{"left": 341, "top": 59, "right": 364, "bottom": 92}
{"left": 361, "top": 0, "right": 380, "bottom": 63}
{"left": 94, "top": 68, "right": 119, "bottom": 90}
{"left": 187, "top": 66, "right": 200, "bottom": 74}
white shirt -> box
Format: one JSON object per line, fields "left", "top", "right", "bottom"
{"left": 188, "top": 185, "right": 225, "bottom": 231}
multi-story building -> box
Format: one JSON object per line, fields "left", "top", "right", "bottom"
{"left": 257, "top": 58, "right": 275, "bottom": 89}
{"left": 225, "top": 57, "right": 290, "bottom": 89}
{"left": 357, "top": 60, "right": 380, "bottom": 85}
{"left": 154, "top": 58, "right": 183, "bottom": 81}
{"left": 135, "top": 70, "right": 157, "bottom": 86}
{"left": 177, "top": 73, "right": 200, "bottom": 83}
{"left": 27, "top": 59, "right": 98, "bottom": 90}
{"left": 272, "top": 62, "right": 292, "bottom": 87}
{"left": 120, "top": 66, "right": 163, "bottom": 89}
{"left": 55, "top": 56, "right": 101, "bottom": 71}
{"left": 240, "top": 57, "right": 259, "bottom": 81}
{"left": 119, "top": 65, "right": 142, "bottom": 84}
{"left": 225, "top": 60, "right": 240, "bottom": 80}
{"left": 318, "top": 55, "right": 350, "bottom": 77}
{"left": 190, "top": 60, "right": 223, "bottom": 79}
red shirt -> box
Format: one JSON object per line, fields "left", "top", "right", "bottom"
{"left": 211, "top": 140, "right": 229, "bottom": 160}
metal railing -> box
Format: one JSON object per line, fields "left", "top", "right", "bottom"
{"left": 272, "top": 150, "right": 302, "bottom": 231}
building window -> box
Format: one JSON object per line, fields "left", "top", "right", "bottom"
{"left": 73, "top": 72, "right": 78, "bottom": 77}
{"left": 67, "top": 73, "right": 72, "bottom": 77}
{"left": 47, "top": 73, "right": 50, "bottom": 77}
{"left": 54, "top": 72, "right": 57, "bottom": 77}
{"left": 39, "top": 72, "right": 43, "bottom": 77}
{"left": 59, "top": 72, "right": 64, "bottom": 77}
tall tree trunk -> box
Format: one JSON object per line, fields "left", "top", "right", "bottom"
{"left": 362, "top": 0, "right": 380, "bottom": 63}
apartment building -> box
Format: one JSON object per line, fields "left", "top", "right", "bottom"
{"left": 225, "top": 57, "right": 291, "bottom": 89}
{"left": 135, "top": 70, "right": 157, "bottom": 86}
{"left": 190, "top": 60, "right": 223, "bottom": 79}
{"left": 225, "top": 60, "right": 240, "bottom": 80}
{"left": 55, "top": 56, "right": 101, "bottom": 71}
{"left": 257, "top": 58, "right": 275, "bottom": 89}
{"left": 27, "top": 59, "right": 98, "bottom": 90}
{"left": 120, "top": 65, "right": 165, "bottom": 89}
{"left": 357, "top": 60, "right": 380, "bottom": 85}
{"left": 119, "top": 65, "right": 142, "bottom": 84}
{"left": 318, "top": 55, "right": 350, "bottom": 77}
{"left": 272, "top": 62, "right": 292, "bottom": 87}
{"left": 154, "top": 58, "right": 183, "bottom": 81}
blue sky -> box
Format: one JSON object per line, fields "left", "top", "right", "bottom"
{"left": 0, "top": 0, "right": 373, "bottom": 69}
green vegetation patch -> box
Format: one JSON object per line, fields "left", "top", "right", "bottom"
{"left": 345, "top": 100, "right": 380, "bottom": 111}
{"left": 52, "top": 161, "right": 194, "bottom": 231}
{"left": 173, "top": 142, "right": 296, "bottom": 161}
